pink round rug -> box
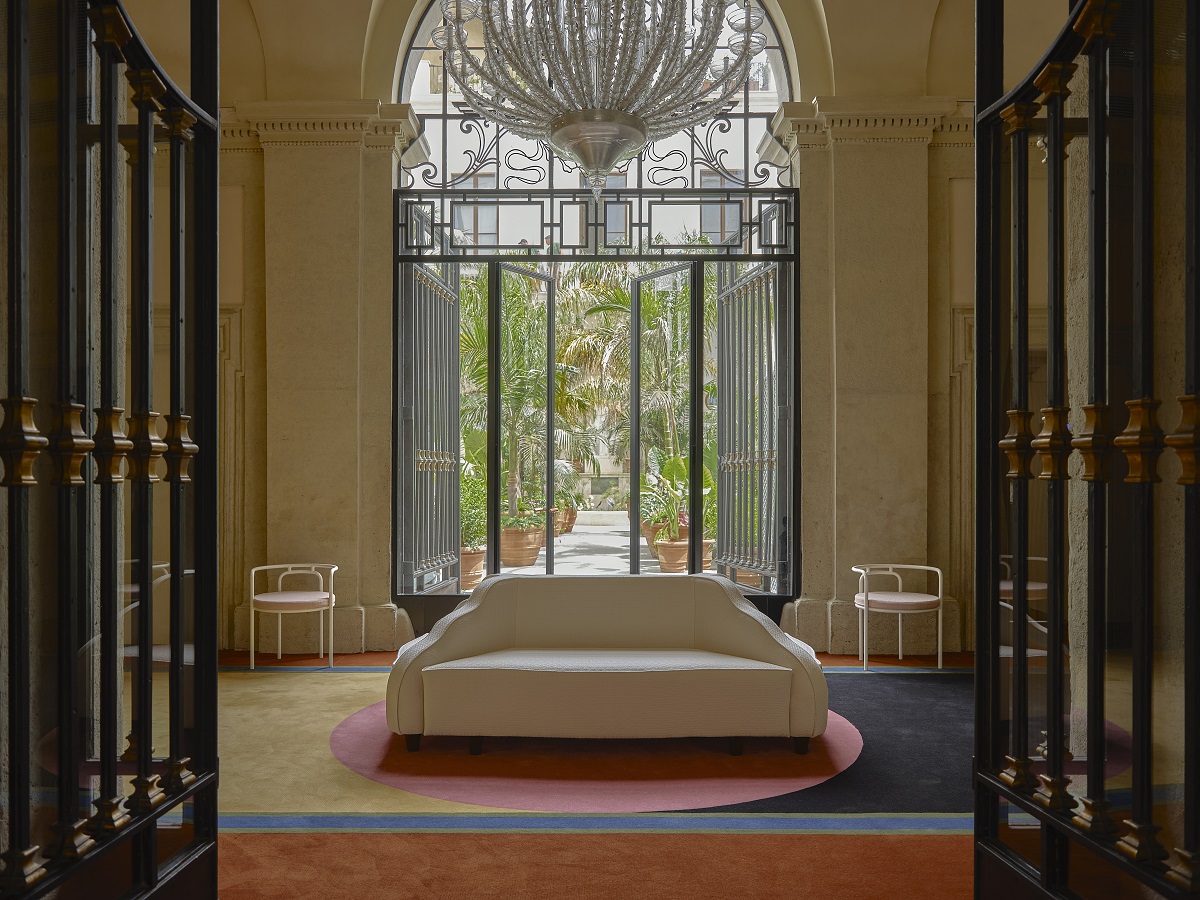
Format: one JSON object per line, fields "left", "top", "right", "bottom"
{"left": 329, "top": 701, "right": 863, "bottom": 813}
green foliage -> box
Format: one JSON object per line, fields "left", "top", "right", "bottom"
{"left": 501, "top": 509, "right": 546, "bottom": 530}
{"left": 459, "top": 473, "right": 488, "bottom": 551}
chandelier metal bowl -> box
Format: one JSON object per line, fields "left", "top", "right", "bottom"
{"left": 431, "top": 0, "right": 766, "bottom": 195}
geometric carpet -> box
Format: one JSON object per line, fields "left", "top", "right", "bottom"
{"left": 328, "top": 705, "right": 863, "bottom": 812}
{"left": 216, "top": 662, "right": 974, "bottom": 899}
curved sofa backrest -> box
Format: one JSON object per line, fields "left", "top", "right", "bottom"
{"left": 512, "top": 574, "right": 697, "bottom": 648}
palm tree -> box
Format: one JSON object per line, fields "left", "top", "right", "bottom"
{"left": 459, "top": 263, "right": 601, "bottom": 515}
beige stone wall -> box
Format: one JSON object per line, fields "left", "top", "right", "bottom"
{"left": 772, "top": 99, "right": 971, "bottom": 654}
{"left": 122, "top": 0, "right": 1076, "bottom": 654}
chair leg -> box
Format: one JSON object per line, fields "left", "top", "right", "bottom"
{"left": 728, "top": 737, "right": 743, "bottom": 756}
{"left": 328, "top": 604, "right": 334, "bottom": 668}
{"left": 937, "top": 606, "right": 943, "bottom": 669}
{"left": 250, "top": 607, "right": 255, "bottom": 670}
{"left": 898, "top": 613, "right": 904, "bottom": 660}
{"left": 277, "top": 613, "right": 283, "bottom": 659}
{"left": 793, "top": 737, "right": 810, "bottom": 755}
{"left": 863, "top": 604, "right": 870, "bottom": 671}
{"left": 318, "top": 609, "right": 324, "bottom": 660}
{"left": 857, "top": 608, "right": 863, "bottom": 661}
{"left": 405, "top": 734, "right": 421, "bottom": 752}
{"left": 469, "top": 737, "right": 484, "bottom": 756}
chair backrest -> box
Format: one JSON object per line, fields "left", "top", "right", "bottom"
{"left": 250, "top": 563, "right": 337, "bottom": 595}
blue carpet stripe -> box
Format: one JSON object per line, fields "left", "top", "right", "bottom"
{"left": 220, "top": 812, "right": 974, "bottom": 834}
{"left": 218, "top": 665, "right": 973, "bottom": 675}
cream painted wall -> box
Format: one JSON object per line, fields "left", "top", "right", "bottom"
{"left": 128, "top": 0, "right": 1018, "bottom": 652}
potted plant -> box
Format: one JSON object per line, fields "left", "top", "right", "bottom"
{"left": 500, "top": 507, "right": 546, "bottom": 566}
{"left": 638, "top": 485, "right": 669, "bottom": 553}
{"left": 459, "top": 474, "right": 488, "bottom": 591}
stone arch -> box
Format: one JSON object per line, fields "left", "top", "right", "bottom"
{"left": 926, "top": 0, "right": 973, "bottom": 98}
{"left": 360, "top": 0, "right": 833, "bottom": 103}
{"left": 124, "top": 0, "right": 268, "bottom": 102}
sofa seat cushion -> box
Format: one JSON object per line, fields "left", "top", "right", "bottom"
{"left": 421, "top": 648, "right": 793, "bottom": 739}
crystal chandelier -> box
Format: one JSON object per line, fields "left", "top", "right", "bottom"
{"left": 432, "top": 0, "right": 766, "bottom": 195}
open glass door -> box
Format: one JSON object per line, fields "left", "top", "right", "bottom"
{"left": 714, "top": 257, "right": 793, "bottom": 595}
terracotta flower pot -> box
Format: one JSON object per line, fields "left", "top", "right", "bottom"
{"left": 459, "top": 547, "right": 486, "bottom": 591}
{"left": 500, "top": 527, "right": 544, "bottom": 566}
{"left": 561, "top": 506, "right": 578, "bottom": 533}
{"left": 657, "top": 539, "right": 689, "bottom": 573}
{"left": 640, "top": 520, "right": 667, "bottom": 553}
{"left": 736, "top": 568, "right": 764, "bottom": 587}
{"left": 654, "top": 524, "right": 688, "bottom": 559}
{"left": 702, "top": 538, "right": 715, "bottom": 571}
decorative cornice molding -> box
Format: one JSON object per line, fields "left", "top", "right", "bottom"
{"left": 225, "top": 100, "right": 422, "bottom": 151}
{"left": 771, "top": 97, "right": 966, "bottom": 152}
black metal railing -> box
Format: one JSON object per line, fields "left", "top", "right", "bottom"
{"left": 975, "top": 0, "right": 1199, "bottom": 896}
{"left": 0, "top": 1, "right": 218, "bottom": 896}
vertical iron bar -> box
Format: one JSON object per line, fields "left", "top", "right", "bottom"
{"left": 1033, "top": 70, "right": 1073, "bottom": 874}
{"left": 974, "top": 0, "right": 1004, "bottom": 875}
{"left": 486, "top": 261, "right": 501, "bottom": 573}
{"left": 999, "top": 100, "right": 1036, "bottom": 792}
{"left": 0, "top": 0, "right": 48, "bottom": 887}
{"left": 717, "top": 267, "right": 727, "bottom": 576}
{"left": 546, "top": 274, "right": 555, "bottom": 573}
{"left": 88, "top": 13, "right": 131, "bottom": 837}
{"left": 1074, "top": 9, "right": 1116, "bottom": 839}
{"left": 1174, "top": 0, "right": 1200, "bottom": 879}
{"left": 50, "top": 0, "right": 95, "bottom": 864}
{"left": 190, "top": 0, "right": 221, "bottom": 838}
{"left": 631, "top": 278, "right": 642, "bottom": 574}
{"left": 766, "top": 269, "right": 777, "bottom": 578}
{"left": 689, "top": 260, "right": 704, "bottom": 572}
{"left": 164, "top": 109, "right": 195, "bottom": 793}
{"left": 734, "top": 278, "right": 744, "bottom": 566}
{"left": 398, "top": 264, "right": 415, "bottom": 592}
{"left": 128, "top": 73, "right": 165, "bottom": 821}
{"left": 756, "top": 272, "right": 767, "bottom": 572}
{"left": 1116, "top": 0, "right": 1166, "bottom": 866}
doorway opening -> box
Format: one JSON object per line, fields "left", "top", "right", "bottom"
{"left": 393, "top": 190, "right": 797, "bottom": 608}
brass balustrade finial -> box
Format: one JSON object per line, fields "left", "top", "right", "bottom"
{"left": 1113, "top": 398, "right": 1163, "bottom": 483}
{"left": 0, "top": 397, "right": 49, "bottom": 486}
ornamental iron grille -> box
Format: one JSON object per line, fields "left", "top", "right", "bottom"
{"left": 0, "top": 1, "right": 220, "bottom": 897}
{"left": 394, "top": 0, "right": 798, "bottom": 608}
{"left": 974, "top": 1, "right": 1200, "bottom": 897}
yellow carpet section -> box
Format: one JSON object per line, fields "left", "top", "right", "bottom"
{"left": 219, "top": 671, "right": 505, "bottom": 814}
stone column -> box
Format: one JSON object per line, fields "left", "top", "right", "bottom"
{"left": 362, "top": 106, "right": 420, "bottom": 650}
{"left": 774, "top": 99, "right": 963, "bottom": 655}
{"left": 231, "top": 101, "right": 419, "bottom": 655}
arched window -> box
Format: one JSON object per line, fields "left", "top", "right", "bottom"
{"left": 397, "top": 0, "right": 794, "bottom": 191}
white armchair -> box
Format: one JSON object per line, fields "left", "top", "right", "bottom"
{"left": 249, "top": 564, "right": 338, "bottom": 669}
{"left": 852, "top": 564, "right": 943, "bottom": 671}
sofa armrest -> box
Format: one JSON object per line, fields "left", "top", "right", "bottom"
{"left": 385, "top": 574, "right": 517, "bottom": 734}
{"left": 694, "top": 575, "right": 829, "bottom": 738}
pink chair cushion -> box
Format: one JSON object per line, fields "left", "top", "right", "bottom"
{"left": 854, "top": 591, "right": 940, "bottom": 612}
{"left": 252, "top": 590, "right": 333, "bottom": 612}
{"left": 998, "top": 580, "right": 1048, "bottom": 601}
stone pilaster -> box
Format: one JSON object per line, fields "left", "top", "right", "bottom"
{"left": 772, "top": 98, "right": 964, "bottom": 656}
{"left": 228, "top": 101, "right": 420, "bottom": 654}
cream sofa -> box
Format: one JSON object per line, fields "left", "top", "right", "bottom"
{"left": 385, "top": 573, "right": 828, "bottom": 754}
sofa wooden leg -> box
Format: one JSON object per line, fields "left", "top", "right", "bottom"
{"left": 468, "top": 737, "right": 484, "bottom": 756}
{"left": 793, "top": 737, "right": 810, "bottom": 755}
{"left": 404, "top": 734, "right": 421, "bottom": 752}
{"left": 728, "top": 737, "right": 743, "bottom": 756}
